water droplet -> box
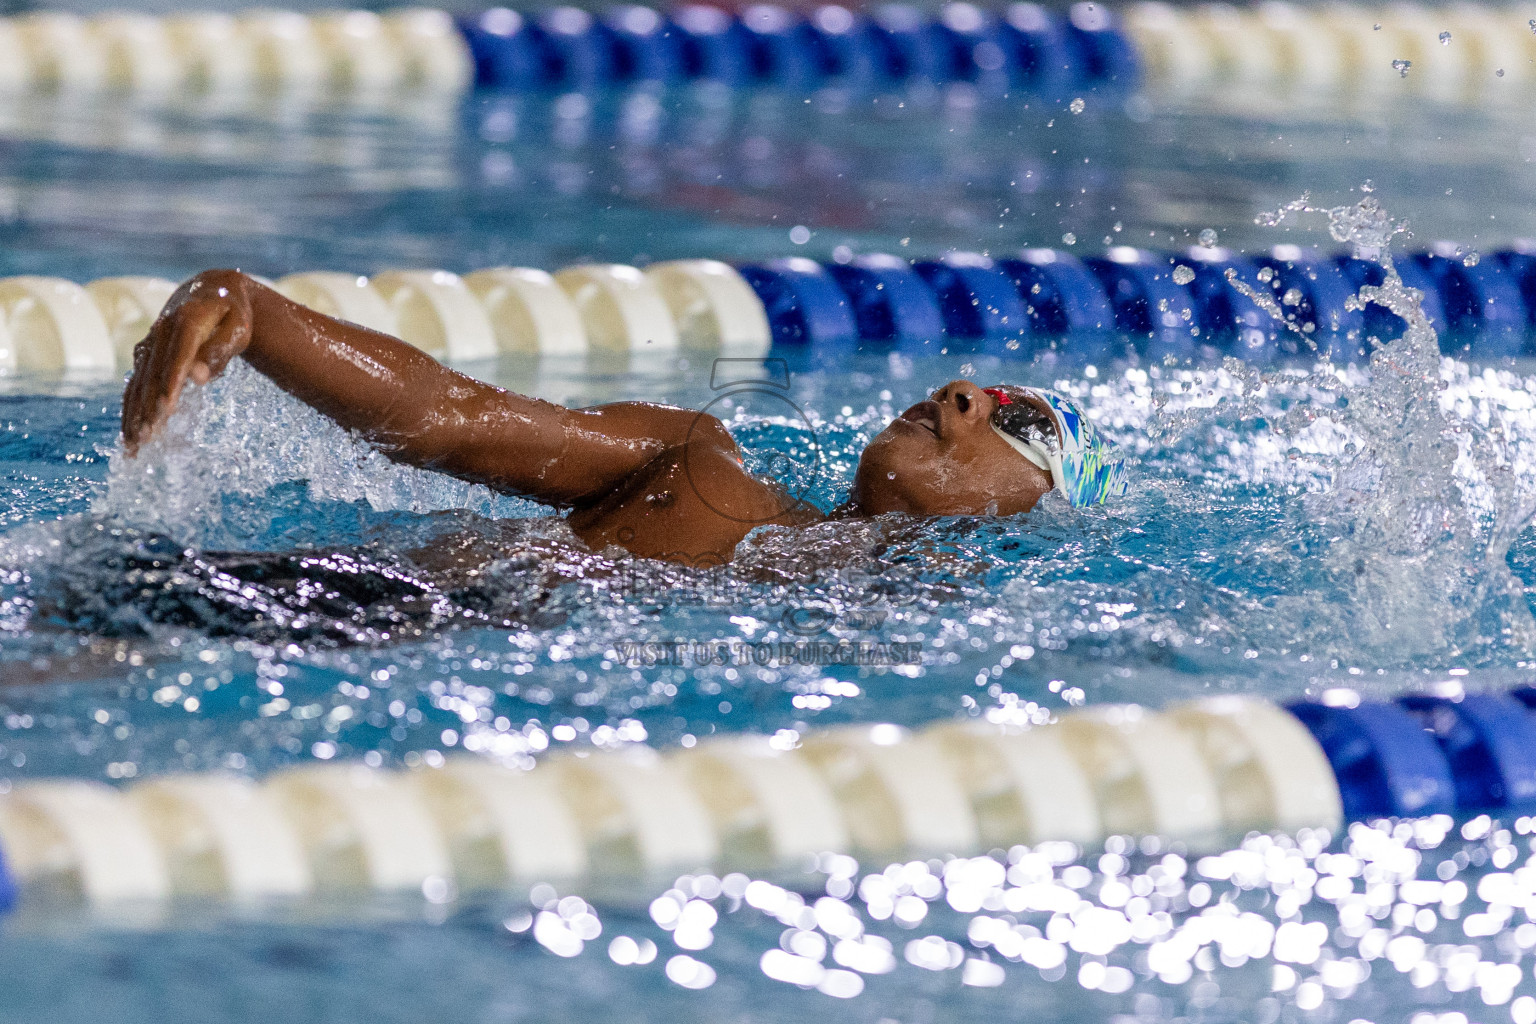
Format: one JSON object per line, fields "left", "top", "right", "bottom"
{"left": 1113, "top": 221, "right": 1123, "bottom": 232}
{"left": 1068, "top": 97, "right": 1085, "bottom": 114}
{"left": 1373, "top": 22, "right": 1381, "bottom": 30}
{"left": 1172, "top": 265, "right": 1196, "bottom": 285}
{"left": 1463, "top": 251, "right": 1481, "bottom": 268}
{"left": 1439, "top": 30, "right": 1451, "bottom": 45}
{"left": 1497, "top": 68, "right": 1506, "bottom": 77}
{"left": 1361, "top": 179, "right": 1374, "bottom": 193}
{"left": 1102, "top": 235, "right": 1113, "bottom": 245}
{"left": 1257, "top": 267, "right": 1275, "bottom": 282}
{"left": 1392, "top": 58, "right": 1412, "bottom": 77}
{"left": 789, "top": 225, "right": 811, "bottom": 244}
{"left": 1529, "top": 18, "right": 1535, "bottom": 33}
{"left": 1198, "top": 228, "right": 1219, "bottom": 247}
{"left": 1282, "top": 288, "right": 1303, "bottom": 306}
{"left": 1061, "top": 232, "right": 1077, "bottom": 245}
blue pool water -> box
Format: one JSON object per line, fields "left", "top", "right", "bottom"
{"left": 7, "top": 82, "right": 1536, "bottom": 1022}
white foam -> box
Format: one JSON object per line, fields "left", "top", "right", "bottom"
{"left": 100, "top": 359, "right": 543, "bottom": 547}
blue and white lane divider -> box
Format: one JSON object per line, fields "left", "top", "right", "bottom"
{"left": 8, "top": 245, "right": 1536, "bottom": 375}
{"left": 4, "top": 690, "right": 1536, "bottom": 909}
{"left": 2, "top": 3, "right": 1530, "bottom": 100}
{"left": 0, "top": 2, "right": 1135, "bottom": 98}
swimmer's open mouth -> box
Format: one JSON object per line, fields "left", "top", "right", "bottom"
{"left": 900, "top": 400, "right": 940, "bottom": 437}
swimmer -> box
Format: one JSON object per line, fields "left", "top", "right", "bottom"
{"left": 121, "top": 270, "right": 1125, "bottom": 566}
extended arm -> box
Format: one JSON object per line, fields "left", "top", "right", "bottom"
{"left": 122, "top": 269, "right": 731, "bottom": 508}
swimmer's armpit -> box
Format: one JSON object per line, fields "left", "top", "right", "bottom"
{"left": 121, "top": 269, "right": 737, "bottom": 509}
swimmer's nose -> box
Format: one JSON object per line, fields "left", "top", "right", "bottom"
{"left": 936, "top": 380, "right": 993, "bottom": 431}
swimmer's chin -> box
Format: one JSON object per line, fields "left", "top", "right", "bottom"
{"left": 835, "top": 498, "right": 1013, "bottom": 519}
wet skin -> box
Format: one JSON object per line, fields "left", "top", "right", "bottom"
{"left": 121, "top": 270, "right": 1055, "bottom": 566}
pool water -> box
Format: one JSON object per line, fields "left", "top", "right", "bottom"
{"left": 5, "top": 82, "right": 1536, "bottom": 1023}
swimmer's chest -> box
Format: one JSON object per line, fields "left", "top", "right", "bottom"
{"left": 566, "top": 442, "right": 817, "bottom": 566}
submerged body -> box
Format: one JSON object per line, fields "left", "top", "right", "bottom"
{"left": 122, "top": 271, "right": 1120, "bottom": 566}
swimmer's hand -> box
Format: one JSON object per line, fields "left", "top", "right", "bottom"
{"left": 122, "top": 270, "right": 252, "bottom": 456}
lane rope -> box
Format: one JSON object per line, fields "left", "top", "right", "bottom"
{"left": 0, "top": 3, "right": 1530, "bottom": 101}
{"left": 7, "top": 246, "right": 1532, "bottom": 375}
{"left": 2, "top": 689, "right": 1534, "bottom": 910}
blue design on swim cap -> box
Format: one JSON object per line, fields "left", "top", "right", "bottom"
{"left": 1028, "top": 388, "right": 1128, "bottom": 508}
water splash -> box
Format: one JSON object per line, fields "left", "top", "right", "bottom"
{"left": 1174, "top": 190, "right": 1536, "bottom": 664}
{"left": 98, "top": 360, "right": 543, "bottom": 549}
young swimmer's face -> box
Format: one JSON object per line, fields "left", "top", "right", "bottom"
{"left": 851, "top": 380, "right": 1055, "bottom": 516}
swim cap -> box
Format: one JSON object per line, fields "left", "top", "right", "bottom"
{"left": 982, "top": 385, "right": 1127, "bottom": 507}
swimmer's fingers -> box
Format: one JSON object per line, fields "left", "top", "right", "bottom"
{"left": 123, "top": 293, "right": 248, "bottom": 455}
{"left": 121, "top": 318, "right": 174, "bottom": 453}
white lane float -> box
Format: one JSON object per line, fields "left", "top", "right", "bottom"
{"left": 0, "top": 780, "right": 170, "bottom": 903}
{"left": 83, "top": 275, "right": 178, "bottom": 369}
{"left": 0, "top": 694, "right": 1366, "bottom": 911}
{"left": 13, "top": 13, "right": 109, "bottom": 93}
{"left": 384, "top": 8, "right": 475, "bottom": 93}
{"left": 673, "top": 734, "right": 850, "bottom": 869}
{"left": 414, "top": 757, "right": 589, "bottom": 887}
{"left": 1166, "top": 696, "right": 1344, "bottom": 835}
{"left": 548, "top": 748, "right": 720, "bottom": 876}
{"left": 1056, "top": 704, "right": 1224, "bottom": 845}
{"left": 554, "top": 264, "right": 681, "bottom": 353}
{"left": 94, "top": 14, "right": 183, "bottom": 93}
{"left": 313, "top": 11, "right": 408, "bottom": 91}
{"left": 164, "top": 14, "right": 260, "bottom": 93}
{"left": 645, "top": 259, "right": 772, "bottom": 354}
{"left": 463, "top": 268, "right": 588, "bottom": 355}
{"left": 0, "top": 276, "right": 116, "bottom": 374}
{"left": 799, "top": 724, "right": 980, "bottom": 859}
{"left": 371, "top": 269, "right": 499, "bottom": 360}
{"left": 128, "top": 774, "right": 313, "bottom": 899}
{"left": 265, "top": 763, "right": 455, "bottom": 892}
{"left": 274, "top": 272, "right": 399, "bottom": 336}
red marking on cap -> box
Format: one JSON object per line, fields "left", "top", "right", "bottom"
{"left": 982, "top": 387, "right": 1012, "bottom": 405}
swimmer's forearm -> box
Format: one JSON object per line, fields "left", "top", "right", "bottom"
{"left": 240, "top": 282, "right": 546, "bottom": 465}
{"left": 233, "top": 278, "right": 618, "bottom": 503}
{"left": 125, "top": 270, "right": 698, "bottom": 507}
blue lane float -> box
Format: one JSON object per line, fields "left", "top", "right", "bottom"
{"left": 1180, "top": 247, "right": 1271, "bottom": 355}
{"left": 1336, "top": 255, "right": 1447, "bottom": 346}
{"left": 1251, "top": 250, "right": 1366, "bottom": 362}
{"left": 1417, "top": 252, "right": 1528, "bottom": 359}
{"left": 911, "top": 254, "right": 1032, "bottom": 352}
{"left": 459, "top": 2, "right": 1138, "bottom": 93}
{"left": 1286, "top": 700, "right": 1458, "bottom": 821}
{"left": 826, "top": 254, "right": 947, "bottom": 347}
{"left": 997, "top": 249, "right": 1116, "bottom": 336}
{"left": 1400, "top": 694, "right": 1536, "bottom": 813}
{"left": 1084, "top": 248, "right": 1198, "bottom": 362}
{"left": 737, "top": 258, "right": 859, "bottom": 348}
{"left": 738, "top": 246, "right": 1536, "bottom": 361}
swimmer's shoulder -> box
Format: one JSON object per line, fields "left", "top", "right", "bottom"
{"left": 567, "top": 437, "right": 818, "bottom": 565}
